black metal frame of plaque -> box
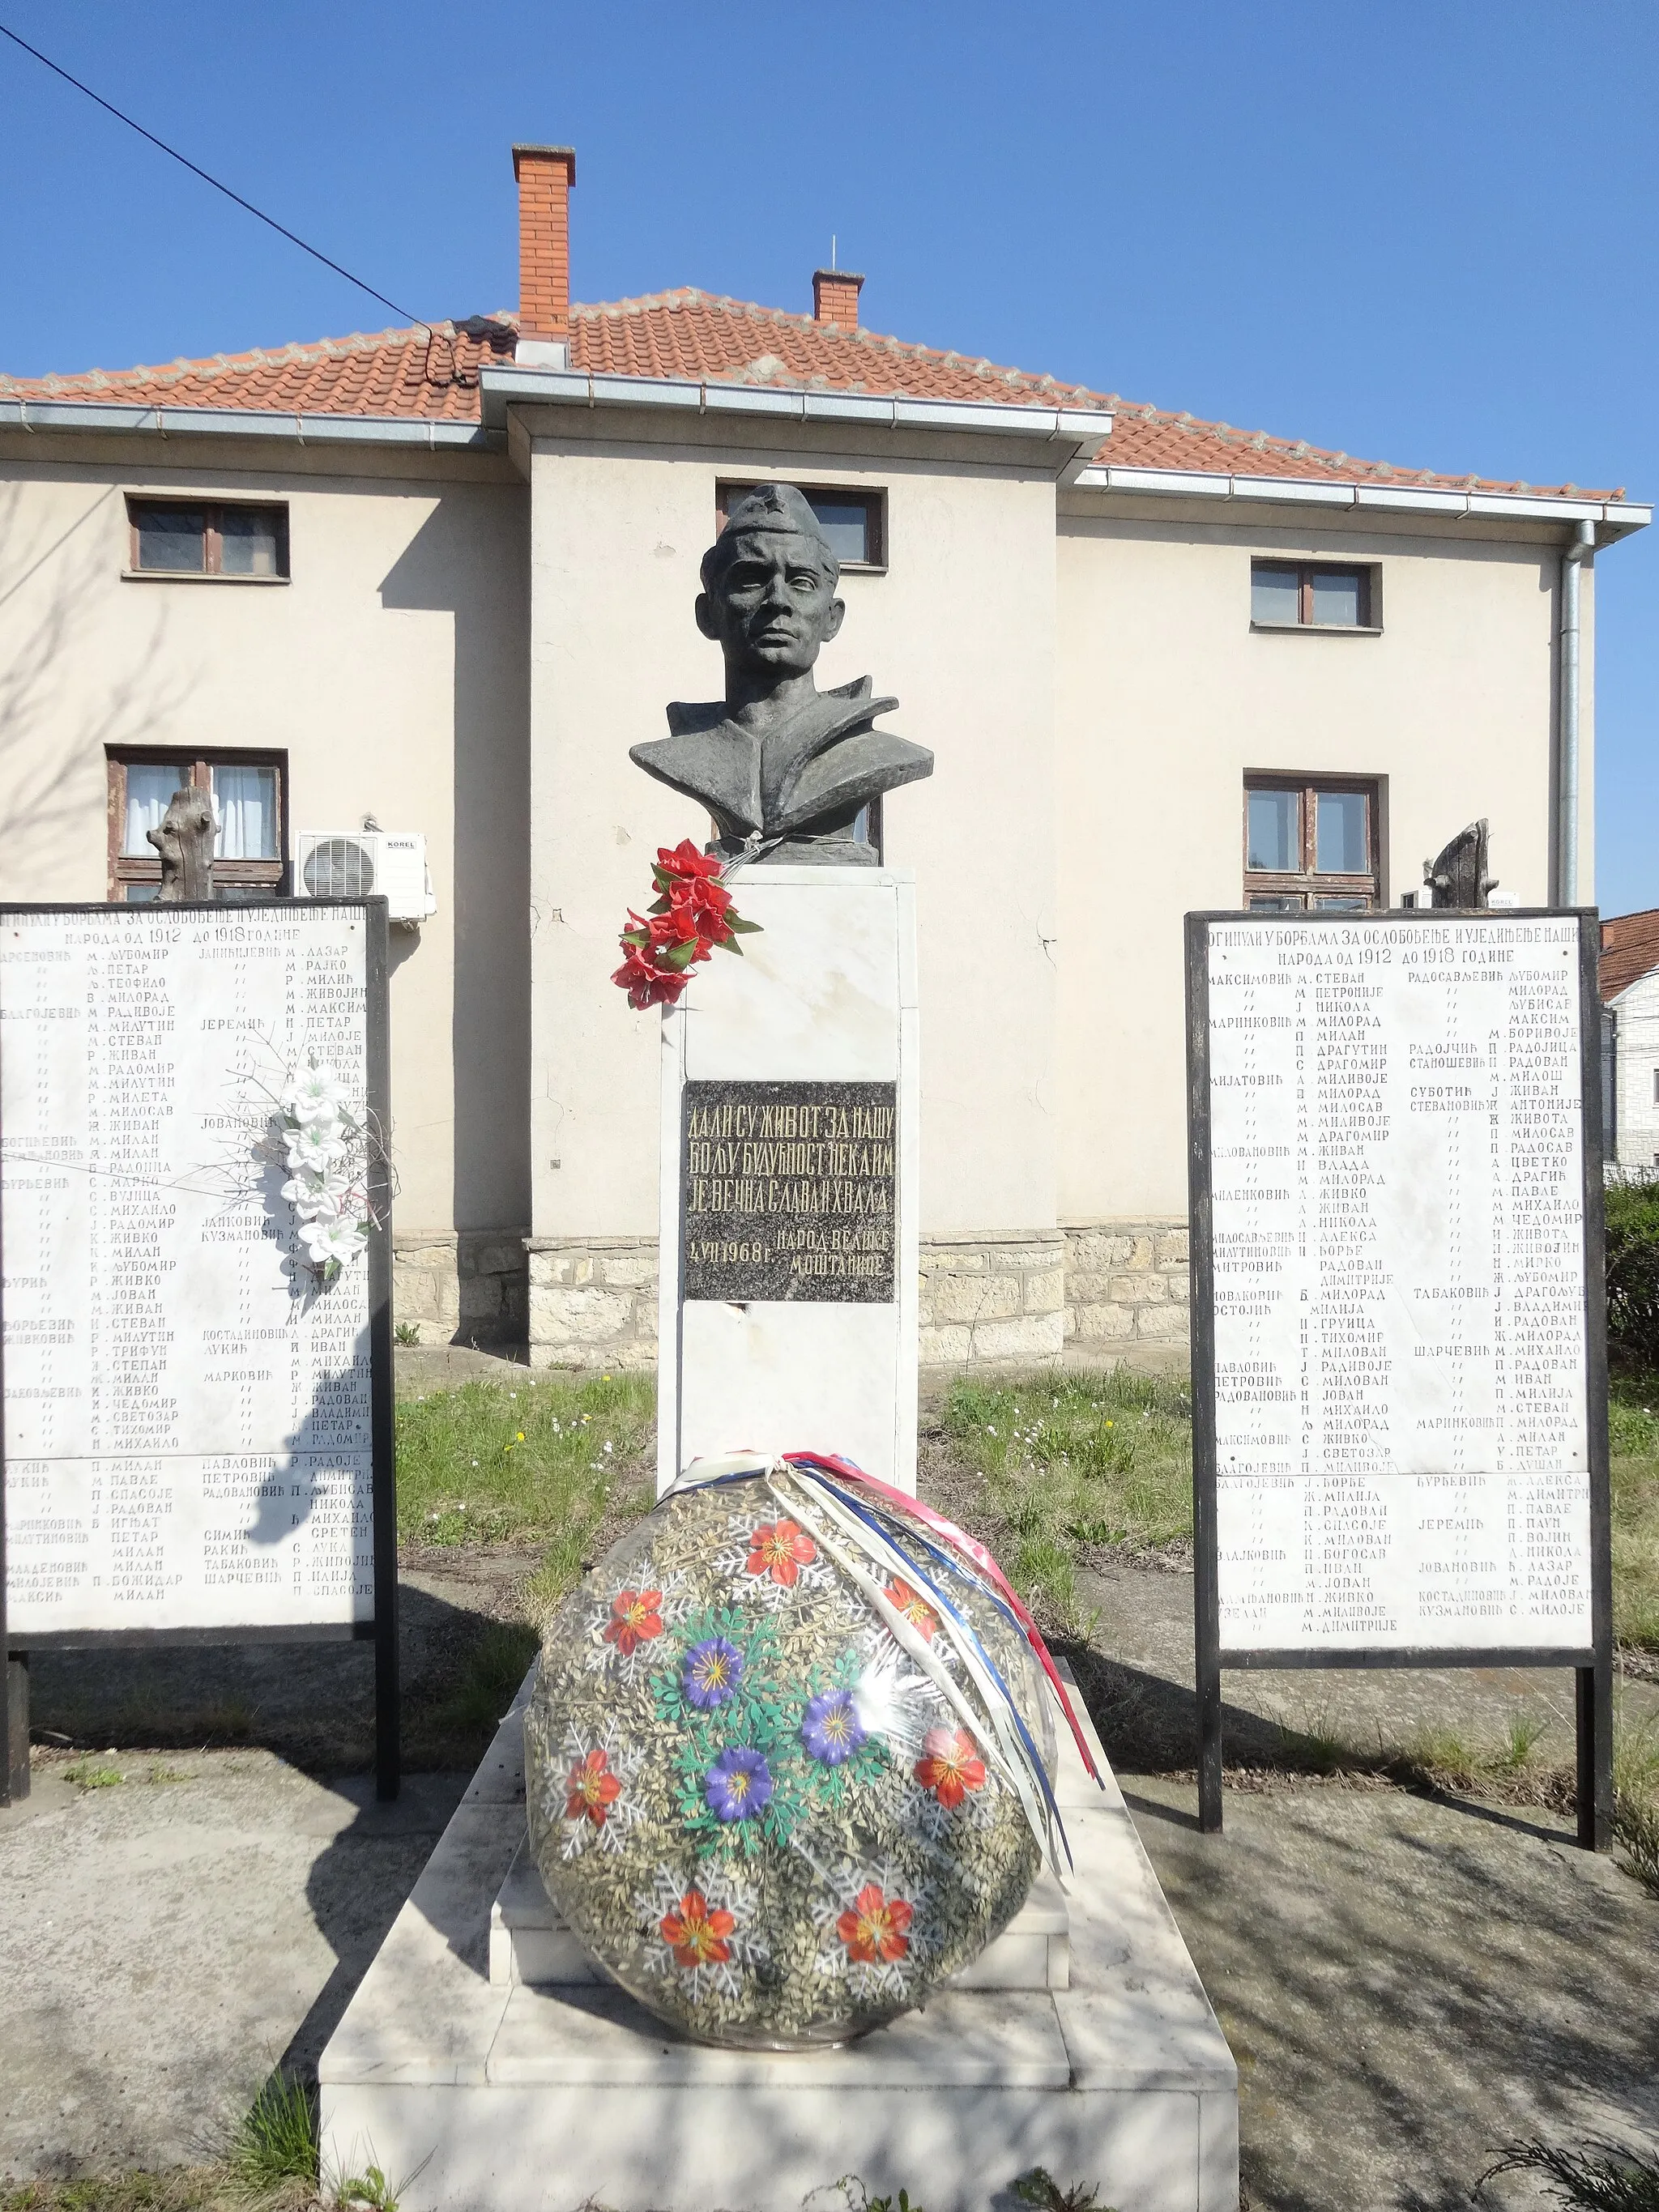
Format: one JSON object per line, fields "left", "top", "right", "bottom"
{"left": 0, "top": 899, "right": 399, "bottom": 1805}
{"left": 1185, "top": 909, "right": 1613, "bottom": 1847}
{"left": 681, "top": 1079, "right": 898, "bottom": 1304}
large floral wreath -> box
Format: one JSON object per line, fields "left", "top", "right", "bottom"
{"left": 612, "top": 841, "right": 761, "bottom": 1010}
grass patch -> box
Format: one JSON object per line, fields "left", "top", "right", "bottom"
{"left": 1613, "top": 1707, "right": 1659, "bottom": 1895}
{"left": 225, "top": 2073, "right": 317, "bottom": 2201}
{"left": 0, "top": 2074, "right": 321, "bottom": 2212}
{"left": 0, "top": 2176, "right": 228, "bottom": 2212}
{"left": 62, "top": 1761, "right": 125, "bottom": 1789}
{"left": 1609, "top": 1388, "right": 1659, "bottom": 1659}
{"left": 936, "top": 1369, "right": 1192, "bottom": 1623}
{"left": 396, "top": 1370, "right": 654, "bottom": 1611}
{"left": 429, "top": 1621, "right": 541, "bottom": 1735}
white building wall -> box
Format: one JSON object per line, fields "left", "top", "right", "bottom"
{"left": 0, "top": 433, "right": 533, "bottom": 1337}
{"left": 1055, "top": 501, "right": 1581, "bottom": 1224}
{"left": 1612, "top": 970, "right": 1659, "bottom": 1170}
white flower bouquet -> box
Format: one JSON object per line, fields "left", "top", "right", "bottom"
{"left": 275, "top": 1059, "right": 374, "bottom": 1283}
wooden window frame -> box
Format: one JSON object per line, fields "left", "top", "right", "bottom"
{"left": 107, "top": 748, "right": 289, "bottom": 901}
{"left": 1243, "top": 773, "right": 1382, "bottom": 910}
{"left": 715, "top": 482, "right": 887, "bottom": 573}
{"left": 1250, "top": 559, "right": 1377, "bottom": 631}
{"left": 124, "top": 497, "right": 290, "bottom": 582}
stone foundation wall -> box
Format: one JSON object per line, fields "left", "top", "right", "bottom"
{"left": 392, "top": 1231, "right": 530, "bottom": 1346}
{"left": 525, "top": 1238, "right": 659, "bottom": 1370}
{"left": 516, "top": 1222, "right": 1192, "bottom": 1370}
{"left": 916, "top": 1234, "right": 1064, "bottom": 1366}
{"left": 1063, "top": 1220, "right": 1190, "bottom": 1357}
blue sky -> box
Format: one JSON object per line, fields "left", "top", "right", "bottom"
{"left": 4, "top": 2, "right": 1655, "bottom": 911}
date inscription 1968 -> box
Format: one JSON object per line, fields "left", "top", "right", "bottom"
{"left": 681, "top": 1079, "right": 897, "bottom": 1303}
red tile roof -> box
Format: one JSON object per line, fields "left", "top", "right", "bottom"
{"left": 0, "top": 292, "right": 1623, "bottom": 501}
{"left": 0, "top": 318, "right": 516, "bottom": 424}
{"left": 1601, "top": 909, "right": 1659, "bottom": 1001}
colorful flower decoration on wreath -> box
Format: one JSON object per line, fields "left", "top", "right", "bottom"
{"left": 705, "top": 1745, "right": 773, "bottom": 1822}
{"left": 745, "top": 1516, "right": 817, "bottom": 1586}
{"left": 838, "top": 1882, "right": 914, "bottom": 1966}
{"left": 659, "top": 1886, "right": 736, "bottom": 1970}
{"left": 681, "top": 1636, "right": 744, "bottom": 1710}
{"left": 914, "top": 1726, "right": 987, "bottom": 1809}
{"left": 565, "top": 1746, "right": 624, "bottom": 1826}
{"left": 612, "top": 841, "right": 761, "bottom": 1010}
{"left": 603, "top": 1588, "right": 664, "bottom": 1656}
{"left": 801, "top": 1687, "right": 867, "bottom": 1767}
{"left": 885, "top": 1578, "right": 940, "bottom": 1641}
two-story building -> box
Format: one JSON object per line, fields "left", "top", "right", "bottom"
{"left": 1, "top": 143, "right": 1646, "bottom": 1366}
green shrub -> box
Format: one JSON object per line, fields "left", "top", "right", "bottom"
{"left": 1604, "top": 1175, "right": 1659, "bottom": 1375}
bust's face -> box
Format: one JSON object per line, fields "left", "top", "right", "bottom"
{"left": 696, "top": 529, "right": 845, "bottom": 684}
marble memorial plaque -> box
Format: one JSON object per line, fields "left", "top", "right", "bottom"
{"left": 2, "top": 905, "right": 377, "bottom": 1637}
{"left": 1203, "top": 914, "right": 1593, "bottom": 1653}
{"left": 681, "top": 1079, "right": 897, "bottom": 1303}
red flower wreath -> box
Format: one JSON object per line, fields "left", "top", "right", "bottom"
{"left": 612, "top": 841, "right": 761, "bottom": 1010}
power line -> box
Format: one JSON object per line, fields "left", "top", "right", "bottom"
{"left": 0, "top": 19, "right": 423, "bottom": 327}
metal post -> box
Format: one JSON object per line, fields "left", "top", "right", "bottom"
{"left": 4, "top": 1655, "right": 28, "bottom": 1805}
{"left": 1196, "top": 1628, "right": 1223, "bottom": 1834}
{"left": 365, "top": 901, "right": 399, "bottom": 1801}
{"left": 1576, "top": 1657, "right": 1613, "bottom": 1851}
{"left": 1185, "top": 914, "right": 1224, "bottom": 1833}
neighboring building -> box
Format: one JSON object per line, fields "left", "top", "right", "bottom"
{"left": 0, "top": 145, "right": 1648, "bottom": 1365}
{"left": 1601, "top": 909, "right": 1659, "bottom": 1171}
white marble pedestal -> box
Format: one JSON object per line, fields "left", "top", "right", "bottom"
{"left": 318, "top": 1668, "right": 1239, "bottom": 2212}
{"left": 656, "top": 867, "right": 919, "bottom": 1494}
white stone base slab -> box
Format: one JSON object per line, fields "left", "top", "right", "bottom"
{"left": 490, "top": 1837, "right": 1072, "bottom": 1993}
{"left": 319, "top": 1666, "right": 1238, "bottom": 2212}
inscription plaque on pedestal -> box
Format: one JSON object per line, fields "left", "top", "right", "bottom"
{"left": 1186, "top": 909, "right": 1612, "bottom": 1843}
{"left": 682, "top": 1080, "right": 896, "bottom": 1304}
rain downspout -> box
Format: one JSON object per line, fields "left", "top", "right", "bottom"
{"left": 1559, "top": 519, "right": 1596, "bottom": 905}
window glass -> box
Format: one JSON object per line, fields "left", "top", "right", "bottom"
{"left": 122, "top": 763, "right": 181, "bottom": 855}
{"left": 1247, "top": 788, "right": 1300, "bottom": 873}
{"left": 808, "top": 498, "right": 869, "bottom": 565}
{"left": 134, "top": 503, "right": 206, "bottom": 573}
{"left": 1248, "top": 894, "right": 1305, "bottom": 910}
{"left": 213, "top": 765, "right": 278, "bottom": 859}
{"left": 1314, "top": 894, "right": 1371, "bottom": 910}
{"left": 124, "top": 882, "right": 160, "bottom": 904}
{"left": 220, "top": 506, "right": 282, "bottom": 578}
{"left": 1316, "top": 790, "right": 1369, "bottom": 873}
{"left": 1252, "top": 567, "right": 1301, "bottom": 624}
{"left": 1311, "top": 569, "right": 1363, "bottom": 626}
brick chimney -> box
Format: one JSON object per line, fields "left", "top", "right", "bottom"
{"left": 513, "top": 143, "right": 576, "bottom": 365}
{"left": 812, "top": 267, "right": 864, "bottom": 332}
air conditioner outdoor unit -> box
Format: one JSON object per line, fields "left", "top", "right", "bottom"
{"left": 295, "top": 831, "right": 437, "bottom": 923}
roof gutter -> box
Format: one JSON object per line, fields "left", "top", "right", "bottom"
{"left": 480, "top": 364, "right": 1115, "bottom": 476}
{"left": 0, "top": 398, "right": 493, "bottom": 450}
{"left": 1069, "top": 461, "right": 1651, "bottom": 538}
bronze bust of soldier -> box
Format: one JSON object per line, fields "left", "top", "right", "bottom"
{"left": 629, "top": 483, "right": 933, "bottom": 866}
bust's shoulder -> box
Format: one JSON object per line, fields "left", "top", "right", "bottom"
{"left": 662, "top": 701, "right": 731, "bottom": 739}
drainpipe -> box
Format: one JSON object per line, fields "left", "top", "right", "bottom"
{"left": 1559, "top": 519, "right": 1596, "bottom": 905}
